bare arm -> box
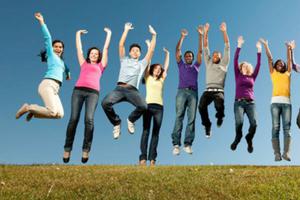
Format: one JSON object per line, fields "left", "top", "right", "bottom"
{"left": 220, "top": 22, "right": 229, "bottom": 46}
{"left": 119, "top": 22, "right": 133, "bottom": 59}
{"left": 101, "top": 27, "right": 112, "bottom": 68}
{"left": 289, "top": 40, "right": 300, "bottom": 72}
{"left": 260, "top": 38, "right": 274, "bottom": 73}
{"left": 176, "top": 29, "right": 188, "bottom": 63}
{"left": 203, "top": 23, "right": 209, "bottom": 48}
{"left": 287, "top": 42, "right": 292, "bottom": 73}
{"left": 76, "top": 30, "right": 87, "bottom": 66}
{"left": 144, "top": 39, "right": 151, "bottom": 78}
{"left": 143, "top": 25, "right": 157, "bottom": 63}
{"left": 197, "top": 25, "right": 203, "bottom": 64}
{"left": 162, "top": 47, "right": 170, "bottom": 79}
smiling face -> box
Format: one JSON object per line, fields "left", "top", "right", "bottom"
{"left": 274, "top": 60, "right": 286, "bottom": 73}
{"left": 239, "top": 62, "right": 253, "bottom": 76}
{"left": 153, "top": 65, "right": 162, "bottom": 78}
{"left": 212, "top": 51, "right": 221, "bottom": 64}
{"left": 89, "top": 49, "right": 100, "bottom": 64}
{"left": 53, "top": 41, "right": 64, "bottom": 57}
{"left": 184, "top": 52, "right": 194, "bottom": 65}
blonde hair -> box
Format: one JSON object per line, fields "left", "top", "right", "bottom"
{"left": 239, "top": 62, "right": 253, "bottom": 76}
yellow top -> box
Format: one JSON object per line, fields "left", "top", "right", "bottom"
{"left": 145, "top": 75, "right": 164, "bottom": 105}
{"left": 271, "top": 70, "right": 291, "bottom": 97}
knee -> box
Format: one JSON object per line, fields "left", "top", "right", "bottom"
{"left": 101, "top": 98, "right": 110, "bottom": 109}
{"left": 85, "top": 117, "right": 94, "bottom": 126}
{"left": 137, "top": 104, "right": 147, "bottom": 112}
{"left": 250, "top": 120, "right": 257, "bottom": 129}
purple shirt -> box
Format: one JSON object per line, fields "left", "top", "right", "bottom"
{"left": 178, "top": 59, "right": 200, "bottom": 90}
{"left": 234, "top": 48, "right": 261, "bottom": 100}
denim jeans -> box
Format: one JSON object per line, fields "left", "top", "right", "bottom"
{"left": 101, "top": 86, "right": 147, "bottom": 126}
{"left": 198, "top": 91, "right": 225, "bottom": 128}
{"left": 271, "top": 103, "right": 291, "bottom": 139}
{"left": 64, "top": 88, "right": 99, "bottom": 152}
{"left": 234, "top": 100, "right": 257, "bottom": 140}
{"left": 171, "top": 89, "right": 198, "bottom": 146}
{"left": 140, "top": 104, "right": 163, "bottom": 161}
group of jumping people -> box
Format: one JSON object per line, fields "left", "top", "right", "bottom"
{"left": 15, "top": 13, "right": 300, "bottom": 165}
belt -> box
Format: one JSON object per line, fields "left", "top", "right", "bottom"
{"left": 181, "top": 87, "right": 197, "bottom": 91}
{"left": 206, "top": 88, "right": 224, "bottom": 92}
{"left": 117, "top": 82, "right": 136, "bottom": 90}
{"left": 235, "top": 98, "right": 254, "bottom": 103}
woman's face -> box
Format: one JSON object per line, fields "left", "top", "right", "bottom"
{"left": 53, "top": 42, "right": 64, "bottom": 57}
{"left": 275, "top": 60, "right": 285, "bottom": 72}
{"left": 89, "top": 49, "right": 100, "bottom": 63}
{"left": 240, "top": 63, "right": 248, "bottom": 75}
{"left": 153, "top": 65, "right": 162, "bottom": 78}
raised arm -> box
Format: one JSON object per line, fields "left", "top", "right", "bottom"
{"left": 175, "top": 29, "right": 188, "bottom": 63}
{"left": 253, "top": 41, "right": 262, "bottom": 80}
{"left": 144, "top": 39, "right": 151, "bottom": 78}
{"left": 196, "top": 25, "right": 203, "bottom": 65}
{"left": 143, "top": 25, "right": 157, "bottom": 63}
{"left": 203, "top": 23, "right": 210, "bottom": 65}
{"left": 286, "top": 42, "right": 292, "bottom": 73}
{"left": 119, "top": 22, "right": 133, "bottom": 59}
{"left": 101, "top": 27, "right": 112, "bottom": 68}
{"left": 162, "top": 47, "right": 170, "bottom": 79}
{"left": 76, "top": 30, "right": 88, "bottom": 66}
{"left": 220, "top": 22, "right": 230, "bottom": 66}
{"left": 35, "top": 12, "right": 52, "bottom": 54}
{"left": 234, "top": 36, "right": 244, "bottom": 76}
{"left": 289, "top": 40, "right": 300, "bottom": 72}
{"left": 260, "top": 38, "right": 274, "bottom": 73}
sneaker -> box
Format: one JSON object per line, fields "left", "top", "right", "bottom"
{"left": 245, "top": 134, "right": 253, "bottom": 153}
{"left": 63, "top": 151, "right": 71, "bottom": 163}
{"left": 127, "top": 118, "right": 135, "bottom": 134}
{"left": 113, "top": 124, "right": 121, "bottom": 139}
{"left": 16, "top": 103, "right": 29, "bottom": 119}
{"left": 282, "top": 153, "right": 291, "bottom": 162}
{"left": 139, "top": 159, "right": 147, "bottom": 166}
{"left": 205, "top": 126, "right": 212, "bottom": 139}
{"left": 183, "top": 145, "right": 193, "bottom": 154}
{"left": 173, "top": 145, "right": 180, "bottom": 155}
{"left": 150, "top": 160, "right": 156, "bottom": 166}
{"left": 217, "top": 118, "right": 223, "bottom": 127}
{"left": 26, "top": 112, "right": 34, "bottom": 122}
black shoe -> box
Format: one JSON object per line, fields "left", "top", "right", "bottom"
{"left": 245, "top": 134, "right": 253, "bottom": 153}
{"left": 205, "top": 126, "right": 212, "bottom": 138}
{"left": 63, "top": 157, "right": 70, "bottom": 163}
{"left": 217, "top": 118, "right": 223, "bottom": 127}
{"left": 230, "top": 135, "right": 242, "bottom": 151}
{"left": 81, "top": 157, "right": 89, "bottom": 163}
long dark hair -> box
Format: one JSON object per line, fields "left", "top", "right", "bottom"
{"left": 38, "top": 40, "right": 64, "bottom": 62}
{"left": 86, "top": 47, "right": 102, "bottom": 64}
{"left": 273, "top": 59, "right": 287, "bottom": 72}
{"left": 142, "top": 63, "right": 164, "bottom": 84}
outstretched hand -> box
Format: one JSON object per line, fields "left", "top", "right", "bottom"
{"left": 163, "top": 47, "right": 169, "bottom": 54}
{"left": 237, "top": 36, "right": 244, "bottom": 47}
{"left": 220, "top": 22, "right": 227, "bottom": 32}
{"left": 181, "top": 29, "right": 188, "bottom": 37}
{"left": 34, "top": 12, "right": 44, "bottom": 23}
{"left": 77, "top": 30, "right": 88, "bottom": 35}
{"left": 256, "top": 41, "right": 262, "bottom": 51}
{"left": 259, "top": 38, "right": 268, "bottom": 46}
{"left": 197, "top": 25, "right": 204, "bottom": 35}
{"left": 124, "top": 22, "right": 134, "bottom": 31}
{"left": 104, "top": 27, "right": 111, "bottom": 34}
{"left": 204, "top": 23, "right": 210, "bottom": 33}
{"left": 149, "top": 25, "right": 157, "bottom": 35}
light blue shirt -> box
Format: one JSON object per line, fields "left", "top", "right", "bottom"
{"left": 41, "top": 24, "right": 69, "bottom": 83}
{"left": 118, "top": 57, "right": 148, "bottom": 89}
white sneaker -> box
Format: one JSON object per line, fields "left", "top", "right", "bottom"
{"left": 173, "top": 145, "right": 180, "bottom": 155}
{"left": 183, "top": 145, "right": 193, "bottom": 154}
{"left": 127, "top": 118, "right": 135, "bottom": 134}
{"left": 113, "top": 124, "right": 121, "bottom": 139}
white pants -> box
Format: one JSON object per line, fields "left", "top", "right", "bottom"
{"left": 28, "top": 79, "right": 64, "bottom": 119}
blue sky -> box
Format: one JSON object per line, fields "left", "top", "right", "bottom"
{"left": 2, "top": 0, "right": 300, "bottom": 165}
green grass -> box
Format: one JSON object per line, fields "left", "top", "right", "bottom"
{"left": 1, "top": 165, "right": 300, "bottom": 200}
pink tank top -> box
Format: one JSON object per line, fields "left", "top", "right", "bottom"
{"left": 75, "top": 61, "right": 105, "bottom": 91}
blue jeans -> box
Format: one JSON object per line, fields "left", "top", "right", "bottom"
{"left": 234, "top": 100, "right": 257, "bottom": 140}
{"left": 140, "top": 104, "right": 163, "bottom": 161}
{"left": 171, "top": 89, "right": 198, "bottom": 146}
{"left": 101, "top": 86, "right": 147, "bottom": 126}
{"left": 271, "top": 103, "right": 291, "bottom": 139}
{"left": 64, "top": 88, "right": 99, "bottom": 152}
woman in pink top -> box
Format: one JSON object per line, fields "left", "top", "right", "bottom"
{"left": 63, "top": 28, "right": 112, "bottom": 163}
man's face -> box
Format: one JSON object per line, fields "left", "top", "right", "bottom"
{"left": 184, "top": 52, "right": 193, "bottom": 64}
{"left": 212, "top": 51, "right": 221, "bottom": 64}
{"left": 129, "top": 47, "right": 141, "bottom": 59}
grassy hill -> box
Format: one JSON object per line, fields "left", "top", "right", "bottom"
{"left": 1, "top": 165, "right": 300, "bottom": 199}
